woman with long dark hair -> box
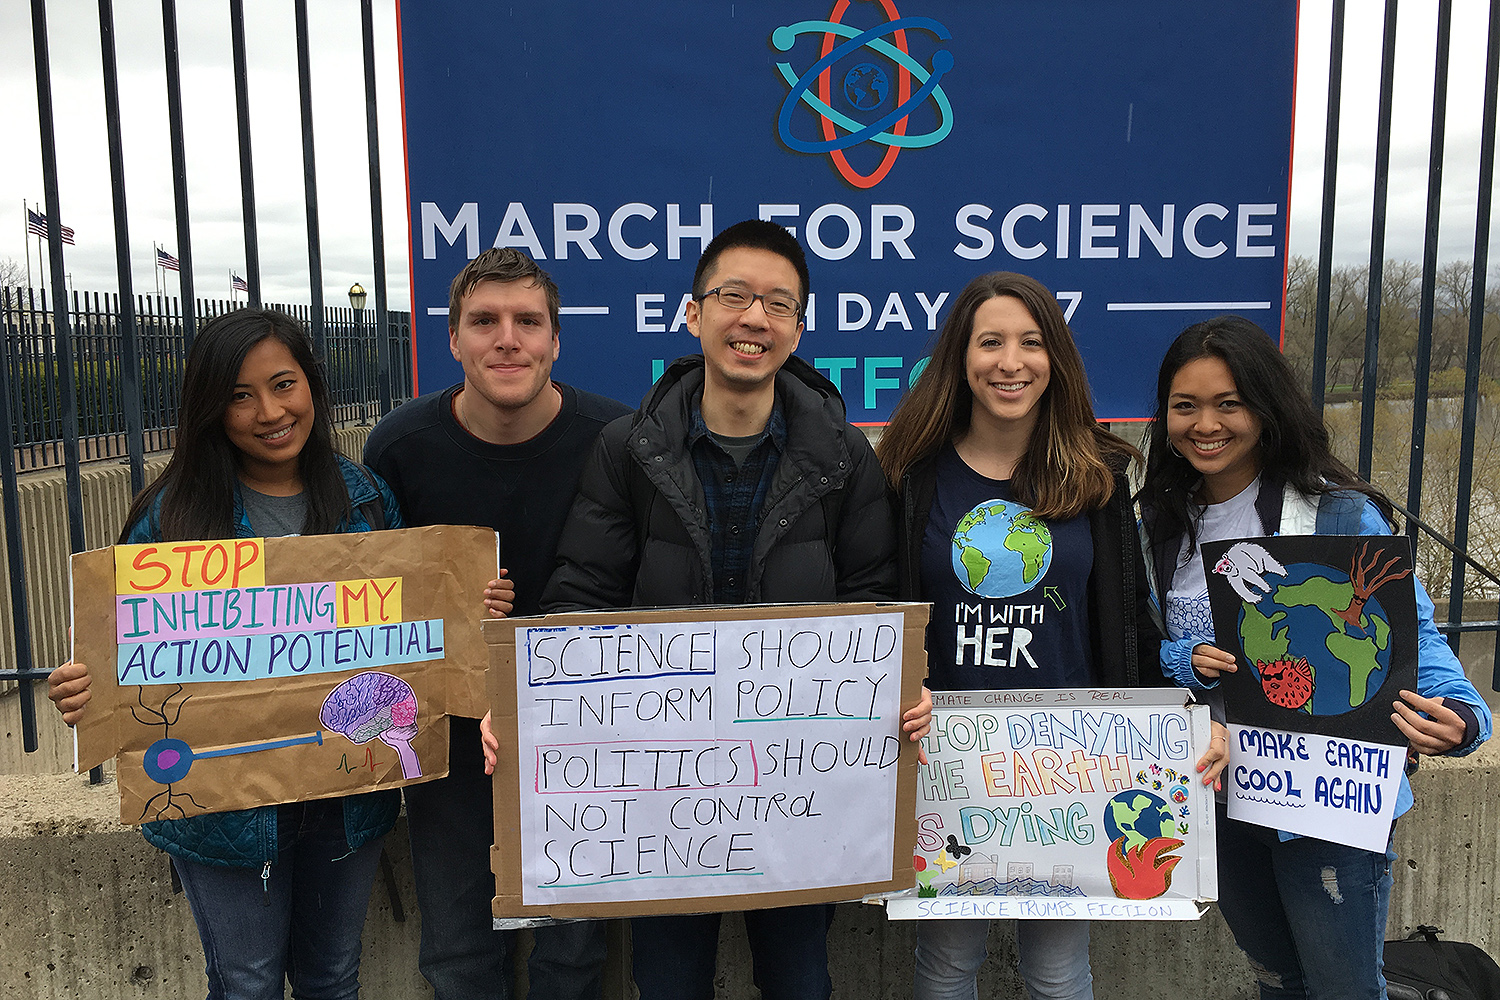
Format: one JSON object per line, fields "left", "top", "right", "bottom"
{"left": 877, "top": 272, "right": 1162, "bottom": 1000}
{"left": 1138, "top": 315, "right": 1491, "bottom": 999}
{"left": 48, "top": 309, "right": 407, "bottom": 1000}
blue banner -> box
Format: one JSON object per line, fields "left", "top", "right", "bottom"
{"left": 398, "top": 2, "right": 1296, "bottom": 421}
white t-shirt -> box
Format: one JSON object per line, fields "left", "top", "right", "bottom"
{"left": 1164, "top": 477, "right": 1264, "bottom": 645}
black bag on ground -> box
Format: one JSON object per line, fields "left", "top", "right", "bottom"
{"left": 1384, "top": 926, "right": 1500, "bottom": 1000}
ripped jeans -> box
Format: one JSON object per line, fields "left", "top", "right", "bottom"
{"left": 1215, "top": 803, "right": 1395, "bottom": 1000}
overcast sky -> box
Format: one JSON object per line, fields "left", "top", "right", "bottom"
{"left": 1, "top": 0, "right": 1498, "bottom": 310}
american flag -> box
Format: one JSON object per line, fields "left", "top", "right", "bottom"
{"left": 27, "top": 208, "right": 75, "bottom": 245}
{"left": 231, "top": 272, "right": 249, "bottom": 293}
{"left": 155, "top": 247, "right": 180, "bottom": 272}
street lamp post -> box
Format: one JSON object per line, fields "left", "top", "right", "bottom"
{"left": 349, "top": 282, "right": 369, "bottom": 423}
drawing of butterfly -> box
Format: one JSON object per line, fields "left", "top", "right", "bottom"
{"left": 945, "top": 835, "right": 971, "bottom": 859}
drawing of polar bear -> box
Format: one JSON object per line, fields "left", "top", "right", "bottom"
{"left": 1213, "top": 542, "right": 1287, "bottom": 603}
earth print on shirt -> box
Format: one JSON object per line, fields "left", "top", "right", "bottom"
{"left": 951, "top": 499, "right": 1053, "bottom": 598}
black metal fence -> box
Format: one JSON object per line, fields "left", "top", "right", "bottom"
{"left": 1300, "top": 0, "right": 1500, "bottom": 681}
{"left": 4, "top": 0, "right": 1500, "bottom": 765}
{"left": 1, "top": 287, "right": 412, "bottom": 472}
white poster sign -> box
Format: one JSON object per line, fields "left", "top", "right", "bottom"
{"left": 887, "top": 689, "right": 1217, "bottom": 921}
{"left": 503, "top": 607, "right": 922, "bottom": 910}
{"left": 1226, "top": 724, "right": 1403, "bottom": 853}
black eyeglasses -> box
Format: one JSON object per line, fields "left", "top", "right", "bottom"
{"left": 698, "top": 286, "right": 802, "bottom": 319}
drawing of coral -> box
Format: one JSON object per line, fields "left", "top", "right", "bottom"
{"left": 320, "top": 671, "right": 422, "bottom": 778}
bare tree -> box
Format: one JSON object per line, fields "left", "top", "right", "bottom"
{"left": 0, "top": 256, "right": 25, "bottom": 290}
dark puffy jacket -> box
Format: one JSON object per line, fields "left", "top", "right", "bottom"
{"left": 128, "top": 456, "right": 403, "bottom": 867}
{"left": 897, "top": 451, "right": 1162, "bottom": 688}
{"left": 543, "top": 355, "right": 897, "bottom": 610}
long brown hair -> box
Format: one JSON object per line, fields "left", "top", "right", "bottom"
{"left": 876, "top": 272, "right": 1135, "bottom": 519}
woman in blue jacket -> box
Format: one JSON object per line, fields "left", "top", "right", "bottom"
{"left": 49, "top": 309, "right": 405, "bottom": 1000}
{"left": 1137, "top": 315, "right": 1491, "bottom": 1000}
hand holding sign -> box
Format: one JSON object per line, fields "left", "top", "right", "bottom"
{"left": 48, "top": 660, "right": 93, "bottom": 726}
{"left": 1392, "top": 690, "right": 1466, "bottom": 755}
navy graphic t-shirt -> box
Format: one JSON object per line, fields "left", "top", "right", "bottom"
{"left": 921, "top": 445, "right": 1094, "bottom": 691}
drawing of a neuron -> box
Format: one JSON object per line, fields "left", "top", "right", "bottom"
{"left": 320, "top": 671, "right": 422, "bottom": 778}
{"left": 133, "top": 685, "right": 202, "bottom": 821}
{"left": 135, "top": 684, "right": 325, "bottom": 821}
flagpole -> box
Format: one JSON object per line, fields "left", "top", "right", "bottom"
{"left": 37, "top": 210, "right": 48, "bottom": 297}
{"left": 23, "top": 200, "right": 33, "bottom": 290}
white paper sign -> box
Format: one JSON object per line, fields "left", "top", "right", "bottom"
{"left": 513, "top": 612, "right": 905, "bottom": 906}
{"left": 1226, "top": 723, "right": 1403, "bottom": 852}
{"left": 886, "top": 688, "right": 1217, "bottom": 921}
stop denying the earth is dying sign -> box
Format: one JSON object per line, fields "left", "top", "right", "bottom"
{"left": 485, "top": 603, "right": 930, "bottom": 918}
{"left": 886, "top": 688, "right": 1217, "bottom": 921}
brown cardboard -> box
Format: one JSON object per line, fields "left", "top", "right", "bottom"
{"left": 486, "top": 602, "right": 930, "bottom": 919}
{"left": 70, "top": 525, "right": 497, "bottom": 823}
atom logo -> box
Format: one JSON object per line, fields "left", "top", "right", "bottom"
{"left": 772, "top": 1, "right": 953, "bottom": 189}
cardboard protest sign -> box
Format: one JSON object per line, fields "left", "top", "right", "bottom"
{"left": 884, "top": 688, "right": 1216, "bottom": 921}
{"left": 1202, "top": 534, "right": 1418, "bottom": 852}
{"left": 71, "top": 525, "right": 497, "bottom": 824}
{"left": 485, "top": 602, "right": 930, "bottom": 918}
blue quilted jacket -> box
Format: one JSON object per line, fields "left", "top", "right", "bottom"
{"left": 126, "top": 456, "right": 404, "bottom": 867}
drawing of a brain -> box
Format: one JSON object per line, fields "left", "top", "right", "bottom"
{"left": 321, "top": 671, "right": 423, "bottom": 778}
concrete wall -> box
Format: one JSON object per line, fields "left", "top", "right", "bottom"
{"left": 3, "top": 742, "right": 1496, "bottom": 999}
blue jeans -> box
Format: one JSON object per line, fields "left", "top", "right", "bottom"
{"left": 1216, "top": 804, "right": 1395, "bottom": 1000}
{"left": 914, "top": 919, "right": 1093, "bottom": 1000}
{"left": 405, "top": 738, "right": 606, "bottom": 1000}
{"left": 630, "top": 905, "right": 834, "bottom": 1000}
{"left": 172, "top": 799, "right": 384, "bottom": 1000}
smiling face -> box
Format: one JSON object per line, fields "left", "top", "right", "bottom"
{"left": 1166, "top": 355, "right": 1264, "bottom": 502}
{"left": 965, "top": 294, "right": 1051, "bottom": 437}
{"left": 223, "top": 336, "right": 314, "bottom": 486}
{"left": 686, "top": 246, "right": 804, "bottom": 395}
{"left": 450, "top": 277, "right": 560, "bottom": 416}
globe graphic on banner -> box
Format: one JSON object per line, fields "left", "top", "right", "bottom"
{"left": 1238, "top": 561, "right": 1393, "bottom": 715}
{"left": 843, "top": 63, "right": 889, "bottom": 110}
{"left": 1103, "top": 790, "right": 1175, "bottom": 850}
{"left": 950, "top": 500, "right": 1053, "bottom": 598}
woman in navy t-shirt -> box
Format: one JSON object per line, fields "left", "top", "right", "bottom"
{"left": 876, "top": 272, "right": 1162, "bottom": 1000}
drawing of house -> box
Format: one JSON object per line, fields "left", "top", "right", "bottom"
{"left": 959, "top": 853, "right": 998, "bottom": 882}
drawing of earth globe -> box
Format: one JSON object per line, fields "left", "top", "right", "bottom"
{"left": 1102, "top": 790, "right": 1175, "bottom": 849}
{"left": 950, "top": 499, "right": 1053, "bottom": 598}
{"left": 843, "top": 62, "right": 889, "bottom": 110}
{"left": 1239, "top": 561, "right": 1393, "bottom": 715}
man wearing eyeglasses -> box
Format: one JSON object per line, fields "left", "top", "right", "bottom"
{"left": 536, "top": 219, "right": 911, "bottom": 1000}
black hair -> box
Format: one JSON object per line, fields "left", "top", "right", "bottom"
{"left": 119, "top": 308, "right": 350, "bottom": 542}
{"left": 692, "top": 219, "right": 810, "bottom": 308}
{"left": 1139, "top": 314, "right": 1394, "bottom": 550}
